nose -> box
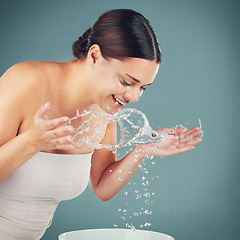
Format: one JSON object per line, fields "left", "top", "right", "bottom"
{"left": 125, "top": 88, "right": 142, "bottom": 103}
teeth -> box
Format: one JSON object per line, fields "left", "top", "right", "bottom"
{"left": 114, "top": 95, "right": 125, "bottom": 105}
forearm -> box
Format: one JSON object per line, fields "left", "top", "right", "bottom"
{"left": 93, "top": 146, "right": 146, "bottom": 201}
{"left": 0, "top": 131, "right": 39, "bottom": 182}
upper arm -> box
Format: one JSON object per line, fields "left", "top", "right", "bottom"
{"left": 0, "top": 63, "right": 35, "bottom": 146}
{"left": 89, "top": 120, "right": 117, "bottom": 189}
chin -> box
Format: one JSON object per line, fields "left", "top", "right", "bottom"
{"left": 105, "top": 106, "right": 120, "bottom": 115}
{"left": 97, "top": 95, "right": 124, "bottom": 114}
{"left": 95, "top": 103, "right": 116, "bottom": 115}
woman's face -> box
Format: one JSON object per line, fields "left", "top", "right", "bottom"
{"left": 88, "top": 47, "right": 159, "bottom": 114}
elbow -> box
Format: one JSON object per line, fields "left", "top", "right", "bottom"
{"left": 90, "top": 182, "right": 113, "bottom": 202}
{"left": 90, "top": 180, "right": 118, "bottom": 202}
{"left": 96, "top": 191, "right": 113, "bottom": 202}
{"left": 92, "top": 187, "right": 114, "bottom": 202}
{"left": 99, "top": 196, "right": 111, "bottom": 202}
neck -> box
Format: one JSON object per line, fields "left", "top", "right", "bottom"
{"left": 56, "top": 60, "right": 96, "bottom": 117}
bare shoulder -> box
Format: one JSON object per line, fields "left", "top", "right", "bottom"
{"left": 0, "top": 61, "right": 63, "bottom": 101}
{"left": 0, "top": 61, "right": 48, "bottom": 113}
{"left": 0, "top": 62, "right": 52, "bottom": 145}
{"left": 1, "top": 61, "right": 52, "bottom": 84}
{"left": 1, "top": 62, "right": 45, "bottom": 92}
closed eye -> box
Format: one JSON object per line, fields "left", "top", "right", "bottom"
{"left": 121, "top": 79, "right": 131, "bottom": 86}
{"left": 121, "top": 79, "right": 148, "bottom": 91}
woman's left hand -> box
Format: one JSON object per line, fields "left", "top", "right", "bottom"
{"left": 138, "top": 127, "right": 202, "bottom": 158}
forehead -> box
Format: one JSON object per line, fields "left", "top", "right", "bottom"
{"left": 107, "top": 57, "right": 159, "bottom": 84}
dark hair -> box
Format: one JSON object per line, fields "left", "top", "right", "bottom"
{"left": 72, "top": 9, "right": 161, "bottom": 63}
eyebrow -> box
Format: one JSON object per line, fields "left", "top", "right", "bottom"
{"left": 125, "top": 73, "right": 140, "bottom": 83}
{"left": 125, "top": 73, "right": 153, "bottom": 86}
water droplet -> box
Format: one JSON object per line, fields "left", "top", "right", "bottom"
{"left": 136, "top": 194, "right": 141, "bottom": 199}
{"left": 144, "top": 210, "right": 149, "bottom": 214}
{"left": 119, "top": 177, "right": 122, "bottom": 181}
{"left": 145, "top": 193, "right": 150, "bottom": 198}
{"left": 151, "top": 132, "right": 157, "bottom": 137}
{"left": 124, "top": 192, "right": 128, "bottom": 195}
{"left": 144, "top": 222, "right": 151, "bottom": 227}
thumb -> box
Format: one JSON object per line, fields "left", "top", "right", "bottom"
{"left": 34, "top": 102, "right": 50, "bottom": 120}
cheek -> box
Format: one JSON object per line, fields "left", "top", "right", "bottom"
{"left": 105, "top": 77, "right": 123, "bottom": 94}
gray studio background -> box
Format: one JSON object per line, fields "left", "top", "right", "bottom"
{"left": 0, "top": 0, "right": 239, "bottom": 239}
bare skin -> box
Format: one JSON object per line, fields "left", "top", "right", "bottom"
{"left": 0, "top": 44, "right": 202, "bottom": 200}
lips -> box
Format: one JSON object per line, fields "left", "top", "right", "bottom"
{"left": 112, "top": 94, "right": 126, "bottom": 107}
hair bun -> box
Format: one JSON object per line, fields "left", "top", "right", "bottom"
{"left": 72, "top": 9, "right": 161, "bottom": 62}
{"left": 72, "top": 28, "right": 92, "bottom": 59}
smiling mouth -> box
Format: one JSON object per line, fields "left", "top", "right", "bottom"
{"left": 112, "top": 94, "right": 126, "bottom": 106}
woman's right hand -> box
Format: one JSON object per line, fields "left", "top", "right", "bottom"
{"left": 27, "top": 102, "right": 75, "bottom": 152}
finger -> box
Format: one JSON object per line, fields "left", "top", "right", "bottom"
{"left": 35, "top": 102, "right": 50, "bottom": 120}
{"left": 46, "top": 125, "right": 74, "bottom": 140}
{"left": 177, "top": 137, "right": 202, "bottom": 147}
{"left": 49, "top": 136, "right": 75, "bottom": 150}
{"left": 172, "top": 144, "right": 195, "bottom": 155}
{"left": 192, "top": 137, "right": 202, "bottom": 145}
{"left": 185, "top": 128, "right": 202, "bottom": 140}
{"left": 173, "top": 128, "right": 186, "bottom": 135}
{"left": 178, "top": 128, "right": 202, "bottom": 142}
{"left": 44, "top": 117, "right": 71, "bottom": 131}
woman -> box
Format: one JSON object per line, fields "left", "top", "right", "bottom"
{"left": 0, "top": 9, "right": 202, "bottom": 239}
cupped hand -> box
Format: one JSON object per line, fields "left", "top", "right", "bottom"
{"left": 138, "top": 127, "right": 202, "bottom": 157}
{"left": 27, "top": 102, "right": 75, "bottom": 151}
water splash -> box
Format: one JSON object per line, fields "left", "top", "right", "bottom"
{"left": 67, "top": 107, "right": 203, "bottom": 231}
{"left": 67, "top": 108, "right": 170, "bottom": 152}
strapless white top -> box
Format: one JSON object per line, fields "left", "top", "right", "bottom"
{"left": 0, "top": 151, "right": 93, "bottom": 240}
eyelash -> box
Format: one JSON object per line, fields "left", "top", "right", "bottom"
{"left": 121, "top": 80, "right": 147, "bottom": 91}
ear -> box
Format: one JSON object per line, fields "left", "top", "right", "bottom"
{"left": 87, "top": 44, "right": 103, "bottom": 65}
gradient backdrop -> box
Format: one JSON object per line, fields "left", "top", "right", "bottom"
{"left": 0, "top": 0, "right": 239, "bottom": 239}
